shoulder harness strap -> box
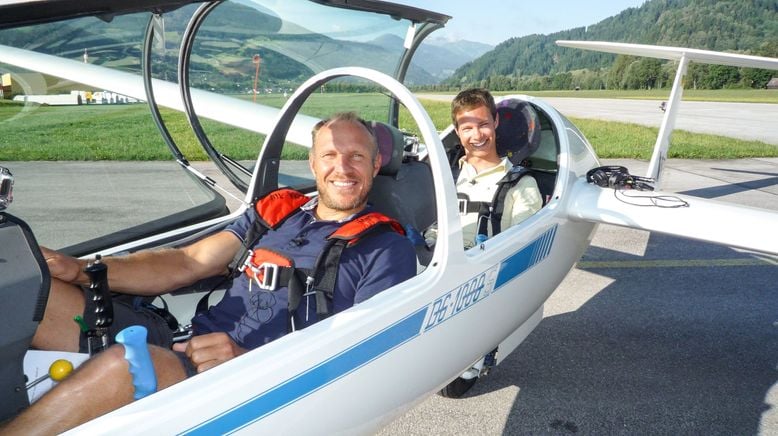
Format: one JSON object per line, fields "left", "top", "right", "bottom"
{"left": 229, "top": 188, "right": 309, "bottom": 278}
{"left": 197, "top": 188, "right": 309, "bottom": 316}
{"left": 307, "top": 212, "right": 405, "bottom": 320}
{"left": 457, "top": 167, "right": 532, "bottom": 238}
{"left": 486, "top": 166, "right": 532, "bottom": 236}
{"left": 216, "top": 208, "right": 405, "bottom": 331}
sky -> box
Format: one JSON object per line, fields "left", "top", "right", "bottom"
{"left": 390, "top": 0, "right": 648, "bottom": 46}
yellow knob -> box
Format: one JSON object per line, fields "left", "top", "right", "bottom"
{"left": 49, "top": 359, "right": 74, "bottom": 382}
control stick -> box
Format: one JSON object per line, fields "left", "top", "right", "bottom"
{"left": 84, "top": 255, "right": 113, "bottom": 355}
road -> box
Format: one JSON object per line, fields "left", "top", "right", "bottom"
{"left": 378, "top": 157, "right": 778, "bottom": 435}
{"left": 415, "top": 94, "right": 778, "bottom": 145}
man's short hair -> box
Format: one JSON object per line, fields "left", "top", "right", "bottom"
{"left": 451, "top": 88, "right": 497, "bottom": 127}
{"left": 311, "top": 112, "right": 378, "bottom": 160}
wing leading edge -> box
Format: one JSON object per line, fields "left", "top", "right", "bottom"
{"left": 568, "top": 180, "right": 778, "bottom": 256}
{"left": 0, "top": 44, "right": 319, "bottom": 148}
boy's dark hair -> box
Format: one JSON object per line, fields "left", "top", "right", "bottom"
{"left": 451, "top": 88, "right": 497, "bottom": 127}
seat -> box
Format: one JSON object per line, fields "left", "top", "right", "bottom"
{"left": 495, "top": 98, "right": 541, "bottom": 166}
{"left": 495, "top": 99, "right": 556, "bottom": 205}
{"left": 368, "top": 122, "right": 436, "bottom": 266}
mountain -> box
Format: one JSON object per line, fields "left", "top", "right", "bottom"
{"left": 447, "top": 0, "right": 778, "bottom": 84}
{"left": 419, "top": 37, "right": 493, "bottom": 79}
{"left": 369, "top": 34, "right": 493, "bottom": 81}
{"left": 0, "top": 2, "right": 443, "bottom": 89}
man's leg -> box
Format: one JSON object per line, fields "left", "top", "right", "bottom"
{"left": 2, "top": 343, "right": 187, "bottom": 435}
{"left": 30, "top": 278, "right": 85, "bottom": 351}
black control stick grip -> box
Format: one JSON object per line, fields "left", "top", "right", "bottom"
{"left": 84, "top": 255, "right": 113, "bottom": 354}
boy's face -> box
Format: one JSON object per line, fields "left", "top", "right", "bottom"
{"left": 455, "top": 104, "right": 499, "bottom": 162}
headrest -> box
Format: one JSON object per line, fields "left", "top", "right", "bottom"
{"left": 370, "top": 121, "right": 404, "bottom": 176}
{"left": 495, "top": 99, "right": 541, "bottom": 166}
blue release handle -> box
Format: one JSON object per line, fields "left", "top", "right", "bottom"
{"left": 115, "top": 325, "right": 157, "bottom": 400}
{"left": 403, "top": 224, "right": 426, "bottom": 247}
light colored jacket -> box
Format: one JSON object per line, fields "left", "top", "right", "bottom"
{"left": 456, "top": 157, "right": 542, "bottom": 248}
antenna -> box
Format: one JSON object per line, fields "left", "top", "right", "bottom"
{"left": 252, "top": 54, "right": 261, "bottom": 103}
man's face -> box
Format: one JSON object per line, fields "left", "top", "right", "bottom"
{"left": 455, "top": 104, "right": 499, "bottom": 162}
{"left": 309, "top": 120, "right": 381, "bottom": 220}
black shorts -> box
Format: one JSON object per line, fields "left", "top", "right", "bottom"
{"left": 174, "top": 351, "right": 198, "bottom": 377}
{"left": 79, "top": 293, "right": 199, "bottom": 378}
{"left": 78, "top": 293, "right": 174, "bottom": 354}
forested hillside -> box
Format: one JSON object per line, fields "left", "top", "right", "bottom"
{"left": 441, "top": 0, "right": 777, "bottom": 91}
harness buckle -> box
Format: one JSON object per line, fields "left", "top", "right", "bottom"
{"left": 457, "top": 198, "right": 468, "bottom": 216}
{"left": 252, "top": 262, "right": 279, "bottom": 290}
{"left": 238, "top": 249, "right": 253, "bottom": 273}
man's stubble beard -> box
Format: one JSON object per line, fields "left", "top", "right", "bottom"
{"left": 318, "top": 178, "right": 373, "bottom": 213}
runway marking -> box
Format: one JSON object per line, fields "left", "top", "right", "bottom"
{"left": 577, "top": 257, "right": 777, "bottom": 269}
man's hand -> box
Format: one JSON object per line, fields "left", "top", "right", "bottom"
{"left": 41, "top": 246, "right": 84, "bottom": 283}
{"left": 172, "top": 333, "right": 247, "bottom": 373}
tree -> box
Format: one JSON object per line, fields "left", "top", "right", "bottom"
{"left": 703, "top": 64, "right": 740, "bottom": 88}
{"left": 741, "top": 67, "right": 773, "bottom": 88}
{"left": 607, "top": 55, "right": 635, "bottom": 89}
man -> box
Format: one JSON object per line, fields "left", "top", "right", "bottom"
{"left": 3, "top": 112, "right": 416, "bottom": 434}
{"left": 451, "top": 88, "right": 542, "bottom": 247}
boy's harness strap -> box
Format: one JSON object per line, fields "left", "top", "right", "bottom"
{"left": 488, "top": 166, "right": 531, "bottom": 235}
{"left": 459, "top": 166, "right": 531, "bottom": 238}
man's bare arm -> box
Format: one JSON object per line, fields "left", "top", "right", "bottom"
{"left": 42, "top": 231, "right": 242, "bottom": 296}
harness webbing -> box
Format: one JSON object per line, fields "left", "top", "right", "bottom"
{"left": 308, "top": 212, "right": 405, "bottom": 318}
{"left": 199, "top": 188, "right": 405, "bottom": 332}
{"left": 488, "top": 167, "right": 531, "bottom": 235}
{"left": 228, "top": 188, "right": 309, "bottom": 277}
{"left": 457, "top": 166, "right": 532, "bottom": 239}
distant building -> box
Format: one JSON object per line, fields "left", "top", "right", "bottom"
{"left": 767, "top": 78, "right": 778, "bottom": 89}
{"left": 1, "top": 73, "right": 11, "bottom": 99}
{"left": 12, "top": 94, "right": 80, "bottom": 105}
{"left": 2, "top": 72, "right": 140, "bottom": 104}
{"left": 1, "top": 72, "right": 48, "bottom": 99}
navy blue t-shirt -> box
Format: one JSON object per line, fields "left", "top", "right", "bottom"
{"left": 190, "top": 199, "right": 416, "bottom": 350}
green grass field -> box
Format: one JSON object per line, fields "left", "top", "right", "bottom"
{"left": 1, "top": 91, "right": 776, "bottom": 161}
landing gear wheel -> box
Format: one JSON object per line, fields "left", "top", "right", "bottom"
{"left": 438, "top": 376, "right": 477, "bottom": 398}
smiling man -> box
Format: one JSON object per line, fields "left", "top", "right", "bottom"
{"left": 310, "top": 114, "right": 380, "bottom": 219}
{"left": 451, "top": 88, "right": 542, "bottom": 247}
{"left": 3, "top": 112, "right": 416, "bottom": 435}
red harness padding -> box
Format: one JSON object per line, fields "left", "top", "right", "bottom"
{"left": 329, "top": 212, "right": 405, "bottom": 247}
{"left": 229, "top": 188, "right": 309, "bottom": 278}
{"left": 254, "top": 189, "right": 310, "bottom": 228}
{"left": 228, "top": 188, "right": 406, "bottom": 330}
{"left": 244, "top": 248, "right": 295, "bottom": 291}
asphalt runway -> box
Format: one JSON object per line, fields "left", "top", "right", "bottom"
{"left": 378, "top": 158, "right": 778, "bottom": 436}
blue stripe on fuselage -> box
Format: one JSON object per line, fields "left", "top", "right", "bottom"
{"left": 181, "top": 308, "right": 427, "bottom": 435}
{"left": 495, "top": 224, "right": 557, "bottom": 290}
{"left": 182, "top": 225, "right": 558, "bottom": 434}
